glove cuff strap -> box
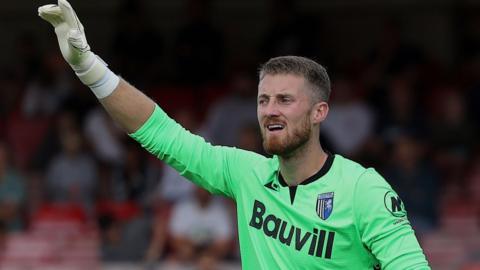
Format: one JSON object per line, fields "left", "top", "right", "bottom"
{"left": 76, "top": 55, "right": 107, "bottom": 85}
{"left": 76, "top": 56, "right": 120, "bottom": 99}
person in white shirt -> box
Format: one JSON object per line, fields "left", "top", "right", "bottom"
{"left": 168, "top": 186, "right": 233, "bottom": 267}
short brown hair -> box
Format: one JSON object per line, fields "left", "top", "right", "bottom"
{"left": 259, "top": 56, "right": 331, "bottom": 102}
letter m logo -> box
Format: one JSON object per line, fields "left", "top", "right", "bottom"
{"left": 391, "top": 196, "right": 402, "bottom": 212}
{"left": 384, "top": 191, "right": 406, "bottom": 218}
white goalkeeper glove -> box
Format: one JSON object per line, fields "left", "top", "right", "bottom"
{"left": 38, "top": 0, "right": 119, "bottom": 98}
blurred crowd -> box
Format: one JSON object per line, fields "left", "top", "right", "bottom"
{"left": 0, "top": 0, "right": 479, "bottom": 269}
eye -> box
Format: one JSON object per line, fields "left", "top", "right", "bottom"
{"left": 279, "top": 97, "right": 292, "bottom": 104}
{"left": 258, "top": 98, "right": 268, "bottom": 105}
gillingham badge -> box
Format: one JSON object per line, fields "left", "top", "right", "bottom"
{"left": 316, "top": 192, "right": 334, "bottom": 220}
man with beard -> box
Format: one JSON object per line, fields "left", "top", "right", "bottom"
{"left": 38, "top": 1, "right": 430, "bottom": 269}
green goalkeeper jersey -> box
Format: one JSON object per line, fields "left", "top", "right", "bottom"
{"left": 130, "top": 105, "right": 430, "bottom": 270}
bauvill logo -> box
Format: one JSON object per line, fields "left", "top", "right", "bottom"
{"left": 249, "top": 200, "right": 335, "bottom": 258}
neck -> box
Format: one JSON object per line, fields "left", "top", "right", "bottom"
{"left": 278, "top": 139, "right": 328, "bottom": 186}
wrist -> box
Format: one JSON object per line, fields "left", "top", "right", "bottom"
{"left": 87, "top": 68, "right": 120, "bottom": 99}
{"left": 73, "top": 54, "right": 120, "bottom": 99}
{"left": 74, "top": 54, "right": 106, "bottom": 85}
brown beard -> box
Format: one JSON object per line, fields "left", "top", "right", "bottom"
{"left": 261, "top": 113, "right": 311, "bottom": 157}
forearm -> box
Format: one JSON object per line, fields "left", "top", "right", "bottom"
{"left": 99, "top": 78, "right": 155, "bottom": 133}
{"left": 38, "top": 0, "right": 155, "bottom": 134}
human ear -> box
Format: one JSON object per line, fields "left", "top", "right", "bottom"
{"left": 311, "top": 101, "right": 329, "bottom": 124}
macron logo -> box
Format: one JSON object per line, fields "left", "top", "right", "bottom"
{"left": 264, "top": 181, "right": 279, "bottom": 191}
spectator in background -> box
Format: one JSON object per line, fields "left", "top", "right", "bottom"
{"left": 202, "top": 69, "right": 258, "bottom": 146}
{"left": 363, "top": 20, "right": 424, "bottom": 91}
{"left": 46, "top": 112, "right": 97, "bottom": 212}
{"left": 30, "top": 78, "right": 97, "bottom": 171}
{"left": 172, "top": 0, "right": 225, "bottom": 85}
{"left": 98, "top": 212, "right": 151, "bottom": 262}
{"left": 168, "top": 186, "right": 233, "bottom": 269}
{"left": 383, "top": 131, "right": 439, "bottom": 234}
{"left": 376, "top": 75, "right": 426, "bottom": 137}
{"left": 322, "top": 77, "right": 374, "bottom": 156}
{"left": 0, "top": 142, "right": 25, "bottom": 232}
{"left": 427, "top": 88, "right": 476, "bottom": 189}
{"left": 84, "top": 106, "right": 126, "bottom": 166}
{"left": 111, "top": 0, "right": 163, "bottom": 87}
{"left": 109, "top": 141, "right": 153, "bottom": 205}
{"left": 95, "top": 141, "right": 153, "bottom": 263}
{"left": 21, "top": 51, "right": 72, "bottom": 117}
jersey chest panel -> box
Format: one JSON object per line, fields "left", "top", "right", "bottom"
{"left": 236, "top": 174, "right": 375, "bottom": 269}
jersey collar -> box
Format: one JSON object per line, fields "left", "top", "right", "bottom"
{"left": 277, "top": 153, "right": 335, "bottom": 187}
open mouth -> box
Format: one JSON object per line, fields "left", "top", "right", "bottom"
{"left": 266, "top": 124, "right": 285, "bottom": 132}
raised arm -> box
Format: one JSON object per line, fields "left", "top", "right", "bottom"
{"left": 38, "top": 0, "right": 268, "bottom": 200}
{"left": 99, "top": 79, "right": 155, "bottom": 133}
{"left": 38, "top": 0, "right": 154, "bottom": 133}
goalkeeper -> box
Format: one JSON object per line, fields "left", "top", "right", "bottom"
{"left": 38, "top": 1, "right": 431, "bottom": 269}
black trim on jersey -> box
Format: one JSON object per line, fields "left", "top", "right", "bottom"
{"left": 289, "top": 186, "right": 297, "bottom": 205}
{"left": 278, "top": 153, "right": 334, "bottom": 187}
{"left": 278, "top": 153, "right": 335, "bottom": 204}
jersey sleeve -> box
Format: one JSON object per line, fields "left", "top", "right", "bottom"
{"left": 129, "top": 105, "right": 265, "bottom": 199}
{"left": 353, "top": 169, "right": 431, "bottom": 270}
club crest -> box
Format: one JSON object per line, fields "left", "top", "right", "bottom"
{"left": 316, "top": 192, "right": 334, "bottom": 220}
